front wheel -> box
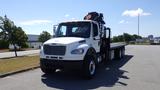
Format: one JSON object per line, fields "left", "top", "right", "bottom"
{"left": 83, "top": 55, "right": 97, "bottom": 79}
{"left": 40, "top": 67, "right": 56, "bottom": 74}
{"left": 40, "top": 60, "right": 56, "bottom": 74}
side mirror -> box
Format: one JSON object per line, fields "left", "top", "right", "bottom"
{"left": 104, "top": 27, "right": 111, "bottom": 38}
{"left": 53, "top": 25, "right": 58, "bottom": 37}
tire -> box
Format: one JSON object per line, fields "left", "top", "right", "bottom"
{"left": 119, "top": 47, "right": 125, "bottom": 60}
{"left": 114, "top": 49, "right": 119, "bottom": 60}
{"left": 119, "top": 49, "right": 122, "bottom": 59}
{"left": 40, "top": 67, "right": 56, "bottom": 74}
{"left": 40, "top": 60, "right": 56, "bottom": 74}
{"left": 83, "top": 54, "right": 97, "bottom": 79}
{"left": 121, "top": 47, "right": 125, "bottom": 58}
{"left": 101, "top": 51, "right": 110, "bottom": 64}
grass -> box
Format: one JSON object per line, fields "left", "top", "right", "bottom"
{"left": 0, "top": 55, "right": 39, "bottom": 75}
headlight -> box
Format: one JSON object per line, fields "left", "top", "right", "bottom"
{"left": 71, "top": 48, "right": 84, "bottom": 54}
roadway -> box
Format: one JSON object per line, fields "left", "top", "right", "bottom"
{"left": 0, "top": 45, "right": 160, "bottom": 90}
{"left": 0, "top": 50, "right": 40, "bottom": 59}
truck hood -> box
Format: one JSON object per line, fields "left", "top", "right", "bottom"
{"left": 44, "top": 37, "right": 85, "bottom": 45}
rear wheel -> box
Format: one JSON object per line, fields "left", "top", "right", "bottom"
{"left": 114, "top": 49, "right": 120, "bottom": 60}
{"left": 119, "top": 47, "right": 125, "bottom": 59}
{"left": 121, "top": 47, "right": 125, "bottom": 58}
{"left": 119, "top": 49, "right": 122, "bottom": 59}
{"left": 114, "top": 47, "right": 125, "bottom": 60}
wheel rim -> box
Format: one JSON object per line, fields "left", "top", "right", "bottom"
{"left": 120, "top": 50, "right": 122, "bottom": 58}
{"left": 89, "top": 60, "right": 95, "bottom": 75}
{"left": 98, "top": 55, "right": 102, "bottom": 62}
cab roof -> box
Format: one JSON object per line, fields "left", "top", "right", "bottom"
{"left": 59, "top": 20, "right": 98, "bottom": 24}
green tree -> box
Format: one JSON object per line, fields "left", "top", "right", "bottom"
{"left": 112, "top": 36, "right": 119, "bottom": 42}
{"left": 0, "top": 15, "right": 13, "bottom": 40}
{"left": 0, "top": 15, "right": 28, "bottom": 56}
{"left": 38, "top": 31, "right": 51, "bottom": 43}
{"left": 12, "top": 26, "right": 28, "bottom": 48}
{"left": 0, "top": 40, "right": 9, "bottom": 49}
{"left": 132, "top": 34, "right": 142, "bottom": 40}
{"left": 112, "top": 33, "right": 142, "bottom": 43}
{"left": 123, "top": 33, "right": 132, "bottom": 43}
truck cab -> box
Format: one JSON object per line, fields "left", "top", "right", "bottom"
{"left": 40, "top": 20, "right": 103, "bottom": 60}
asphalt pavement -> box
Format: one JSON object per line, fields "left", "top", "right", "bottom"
{"left": 0, "top": 45, "right": 160, "bottom": 90}
{"left": 0, "top": 50, "right": 40, "bottom": 59}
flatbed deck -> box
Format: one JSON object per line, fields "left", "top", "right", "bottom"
{"left": 110, "top": 43, "right": 126, "bottom": 50}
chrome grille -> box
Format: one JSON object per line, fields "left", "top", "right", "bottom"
{"left": 43, "top": 45, "right": 66, "bottom": 55}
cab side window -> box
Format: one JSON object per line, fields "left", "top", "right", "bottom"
{"left": 93, "top": 23, "right": 98, "bottom": 37}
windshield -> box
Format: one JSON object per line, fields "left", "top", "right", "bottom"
{"left": 55, "top": 22, "right": 91, "bottom": 38}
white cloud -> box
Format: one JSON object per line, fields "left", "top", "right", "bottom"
{"left": 122, "top": 8, "right": 151, "bottom": 17}
{"left": 71, "top": 18, "right": 78, "bottom": 21}
{"left": 119, "top": 20, "right": 129, "bottom": 24}
{"left": 71, "top": 18, "right": 75, "bottom": 20}
{"left": 65, "top": 14, "right": 70, "bottom": 18}
{"left": 126, "top": 21, "right": 129, "bottom": 23}
{"left": 20, "top": 20, "right": 52, "bottom": 25}
{"left": 119, "top": 20, "right": 125, "bottom": 24}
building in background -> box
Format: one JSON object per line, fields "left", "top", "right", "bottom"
{"left": 27, "top": 34, "right": 42, "bottom": 49}
{"left": 147, "top": 35, "right": 160, "bottom": 45}
{"left": 148, "top": 35, "right": 154, "bottom": 40}
{"left": 153, "top": 37, "right": 160, "bottom": 44}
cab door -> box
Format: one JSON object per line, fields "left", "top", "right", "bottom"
{"left": 92, "top": 22, "right": 100, "bottom": 52}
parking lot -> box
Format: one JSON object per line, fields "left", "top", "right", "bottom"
{"left": 0, "top": 45, "right": 160, "bottom": 90}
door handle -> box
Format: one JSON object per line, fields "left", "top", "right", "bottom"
{"left": 93, "top": 37, "right": 100, "bottom": 40}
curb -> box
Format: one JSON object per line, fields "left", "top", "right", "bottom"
{"left": 0, "top": 54, "right": 39, "bottom": 59}
{"left": 0, "top": 66, "right": 40, "bottom": 78}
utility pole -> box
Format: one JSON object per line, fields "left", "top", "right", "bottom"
{"left": 138, "top": 14, "right": 140, "bottom": 36}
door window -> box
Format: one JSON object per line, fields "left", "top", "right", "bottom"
{"left": 93, "top": 23, "right": 98, "bottom": 37}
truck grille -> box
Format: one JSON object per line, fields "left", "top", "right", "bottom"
{"left": 43, "top": 45, "right": 66, "bottom": 55}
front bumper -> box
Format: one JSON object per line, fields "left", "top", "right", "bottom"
{"left": 40, "top": 58, "right": 83, "bottom": 69}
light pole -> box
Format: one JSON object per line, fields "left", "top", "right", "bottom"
{"left": 138, "top": 13, "right": 140, "bottom": 36}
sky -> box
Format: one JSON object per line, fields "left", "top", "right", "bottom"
{"left": 0, "top": 0, "right": 159, "bottom": 37}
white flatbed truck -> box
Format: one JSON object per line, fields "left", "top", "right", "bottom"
{"left": 40, "top": 12, "right": 125, "bottom": 79}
